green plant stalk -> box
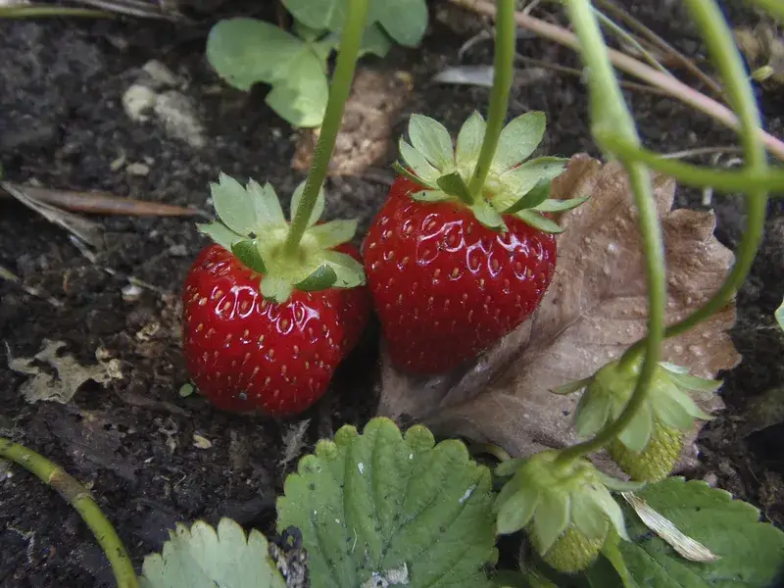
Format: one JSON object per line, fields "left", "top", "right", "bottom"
{"left": 622, "top": 0, "right": 769, "bottom": 358}
{"left": 592, "top": 7, "right": 669, "bottom": 76}
{"left": 467, "top": 0, "right": 516, "bottom": 201}
{"left": 556, "top": 0, "right": 666, "bottom": 465}
{"left": 0, "top": 5, "right": 109, "bottom": 17}
{"left": 283, "top": 0, "right": 369, "bottom": 257}
{"left": 0, "top": 438, "right": 138, "bottom": 588}
{"left": 748, "top": 0, "right": 784, "bottom": 20}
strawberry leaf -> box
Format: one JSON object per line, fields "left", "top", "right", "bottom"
{"left": 139, "top": 518, "right": 286, "bottom": 588}
{"left": 295, "top": 264, "right": 337, "bottom": 291}
{"left": 290, "top": 180, "right": 325, "bottom": 228}
{"left": 276, "top": 418, "right": 496, "bottom": 588}
{"left": 437, "top": 171, "right": 474, "bottom": 205}
{"left": 282, "top": 0, "right": 345, "bottom": 31}
{"left": 376, "top": 0, "right": 428, "bottom": 46}
{"left": 492, "top": 112, "right": 546, "bottom": 173}
{"left": 456, "top": 110, "right": 486, "bottom": 170}
{"left": 619, "top": 478, "right": 784, "bottom": 587}
{"left": 408, "top": 114, "right": 455, "bottom": 171}
{"left": 210, "top": 173, "right": 258, "bottom": 236}
{"left": 231, "top": 240, "right": 266, "bottom": 274}
{"left": 264, "top": 44, "right": 329, "bottom": 127}
{"left": 359, "top": 23, "right": 393, "bottom": 57}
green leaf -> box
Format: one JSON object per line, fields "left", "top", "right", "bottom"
{"left": 666, "top": 371, "right": 722, "bottom": 394}
{"left": 492, "top": 112, "right": 546, "bottom": 173}
{"left": 408, "top": 114, "right": 455, "bottom": 171}
{"left": 551, "top": 375, "right": 593, "bottom": 395}
{"left": 514, "top": 210, "right": 564, "bottom": 234}
{"left": 574, "top": 392, "right": 611, "bottom": 438}
{"left": 456, "top": 111, "right": 486, "bottom": 170}
{"left": 322, "top": 250, "right": 366, "bottom": 288}
{"left": 264, "top": 44, "right": 329, "bottom": 127}
{"left": 277, "top": 418, "right": 496, "bottom": 588}
{"left": 532, "top": 491, "right": 570, "bottom": 554}
{"left": 503, "top": 181, "right": 551, "bottom": 214}
{"left": 498, "top": 157, "right": 568, "bottom": 203}
{"left": 438, "top": 171, "right": 474, "bottom": 204}
{"left": 139, "top": 518, "right": 286, "bottom": 588}
{"left": 411, "top": 189, "right": 451, "bottom": 203}
{"left": 295, "top": 264, "right": 337, "bottom": 291}
{"left": 290, "top": 181, "right": 325, "bottom": 228}
{"left": 261, "top": 275, "right": 293, "bottom": 303}
{"left": 246, "top": 180, "right": 286, "bottom": 228}
{"left": 307, "top": 219, "right": 358, "bottom": 249}
{"left": 617, "top": 401, "right": 653, "bottom": 452}
{"left": 589, "top": 485, "right": 629, "bottom": 541}
{"left": 663, "top": 385, "right": 714, "bottom": 422}
{"left": 360, "top": 23, "right": 393, "bottom": 57}
{"left": 777, "top": 297, "right": 784, "bottom": 331}
{"left": 496, "top": 483, "right": 540, "bottom": 535}
{"left": 377, "top": 0, "right": 428, "bottom": 46}
{"left": 283, "top": 0, "right": 345, "bottom": 31}
{"left": 534, "top": 195, "right": 591, "bottom": 213}
{"left": 231, "top": 240, "right": 266, "bottom": 274}
{"left": 472, "top": 199, "right": 507, "bottom": 230}
{"left": 399, "top": 139, "right": 440, "bottom": 185}
{"left": 620, "top": 478, "right": 784, "bottom": 587}
{"left": 600, "top": 529, "right": 640, "bottom": 588}
{"left": 210, "top": 173, "right": 258, "bottom": 235}
{"left": 571, "top": 489, "right": 609, "bottom": 540}
{"left": 207, "top": 18, "right": 303, "bottom": 91}
{"left": 198, "top": 222, "right": 245, "bottom": 251}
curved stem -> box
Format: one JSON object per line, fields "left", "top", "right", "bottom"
{"left": 283, "top": 0, "right": 369, "bottom": 257}
{"left": 0, "top": 5, "right": 109, "bottom": 17}
{"left": 0, "top": 438, "right": 138, "bottom": 588}
{"left": 555, "top": 0, "right": 666, "bottom": 465}
{"left": 467, "top": 0, "right": 516, "bottom": 201}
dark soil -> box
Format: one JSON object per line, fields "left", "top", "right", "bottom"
{"left": 1, "top": 1, "right": 783, "bottom": 586}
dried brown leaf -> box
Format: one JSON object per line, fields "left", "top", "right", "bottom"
{"left": 291, "top": 68, "right": 413, "bottom": 176}
{"left": 378, "top": 155, "right": 741, "bottom": 471}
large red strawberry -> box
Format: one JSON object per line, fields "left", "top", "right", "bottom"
{"left": 182, "top": 175, "right": 369, "bottom": 416}
{"left": 363, "top": 111, "right": 587, "bottom": 374}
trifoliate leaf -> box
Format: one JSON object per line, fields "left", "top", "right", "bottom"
{"left": 503, "top": 181, "right": 550, "bottom": 214}
{"left": 139, "top": 518, "right": 286, "bottom": 588}
{"left": 408, "top": 114, "right": 455, "bottom": 171}
{"left": 620, "top": 478, "right": 784, "bottom": 587}
{"left": 377, "top": 0, "right": 428, "bottom": 47}
{"left": 231, "top": 240, "right": 266, "bottom": 274}
{"left": 492, "top": 112, "right": 546, "bottom": 173}
{"left": 207, "top": 19, "right": 302, "bottom": 91}
{"left": 261, "top": 275, "right": 294, "bottom": 303}
{"left": 210, "top": 173, "right": 258, "bottom": 236}
{"left": 307, "top": 219, "right": 358, "bottom": 250}
{"left": 438, "top": 171, "right": 474, "bottom": 205}
{"left": 533, "top": 195, "right": 590, "bottom": 213}
{"left": 497, "top": 157, "right": 567, "bottom": 205}
{"left": 399, "top": 140, "right": 440, "bottom": 185}
{"left": 295, "top": 264, "right": 337, "bottom": 291}
{"left": 277, "top": 417, "right": 496, "bottom": 588}
{"left": 246, "top": 180, "right": 286, "bottom": 229}
{"left": 322, "top": 250, "right": 366, "bottom": 288}
{"left": 290, "top": 180, "right": 325, "bottom": 228}
{"left": 496, "top": 483, "right": 539, "bottom": 535}
{"left": 198, "top": 222, "right": 245, "bottom": 251}
{"left": 514, "top": 210, "right": 564, "bottom": 234}
{"left": 456, "top": 111, "right": 486, "bottom": 170}
{"left": 532, "top": 491, "right": 570, "bottom": 554}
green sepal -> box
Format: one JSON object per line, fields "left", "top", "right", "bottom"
{"left": 231, "top": 239, "right": 267, "bottom": 273}
{"left": 497, "top": 157, "right": 567, "bottom": 207}
{"left": 550, "top": 376, "right": 593, "bottom": 395}
{"left": 307, "top": 219, "right": 358, "bottom": 250}
{"left": 295, "top": 264, "right": 337, "bottom": 291}
{"left": 198, "top": 222, "right": 245, "bottom": 251}
{"left": 496, "top": 483, "right": 540, "bottom": 535}
{"left": 534, "top": 195, "right": 590, "bottom": 213}
{"left": 596, "top": 472, "right": 647, "bottom": 492}
{"left": 408, "top": 113, "right": 454, "bottom": 169}
{"left": 491, "top": 111, "right": 546, "bottom": 173}
{"left": 261, "top": 275, "right": 293, "bottom": 303}
{"left": 663, "top": 370, "right": 722, "bottom": 394}
{"left": 503, "top": 180, "right": 550, "bottom": 214}
{"left": 514, "top": 210, "right": 564, "bottom": 234}
{"left": 495, "top": 457, "right": 527, "bottom": 478}
{"left": 650, "top": 385, "right": 700, "bottom": 431}
{"left": 437, "top": 171, "right": 474, "bottom": 205}
{"left": 456, "top": 111, "right": 486, "bottom": 170}
{"left": 247, "top": 179, "right": 287, "bottom": 228}
{"left": 393, "top": 159, "right": 437, "bottom": 189}
{"left": 532, "top": 491, "right": 570, "bottom": 553}
{"left": 574, "top": 391, "right": 612, "bottom": 438}
{"left": 588, "top": 484, "right": 630, "bottom": 541}
{"left": 398, "top": 140, "right": 440, "bottom": 186}
{"left": 618, "top": 401, "right": 653, "bottom": 452}
{"left": 411, "top": 189, "right": 451, "bottom": 203}
{"left": 322, "top": 250, "right": 366, "bottom": 288}
{"left": 210, "top": 173, "right": 259, "bottom": 236}
{"left": 471, "top": 199, "right": 507, "bottom": 231}
{"left": 290, "top": 180, "right": 325, "bottom": 229}
{"left": 571, "top": 489, "right": 610, "bottom": 540}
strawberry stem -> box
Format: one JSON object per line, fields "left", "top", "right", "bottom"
{"left": 466, "top": 0, "right": 516, "bottom": 202}
{"left": 283, "top": 0, "right": 370, "bottom": 258}
{"left": 0, "top": 437, "right": 139, "bottom": 588}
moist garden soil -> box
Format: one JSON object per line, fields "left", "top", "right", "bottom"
{"left": 1, "top": 1, "right": 783, "bottom": 586}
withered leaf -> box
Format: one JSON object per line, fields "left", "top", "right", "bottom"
{"left": 378, "top": 155, "right": 741, "bottom": 470}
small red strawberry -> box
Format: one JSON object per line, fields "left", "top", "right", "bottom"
{"left": 182, "top": 175, "right": 369, "bottom": 416}
{"left": 363, "top": 111, "right": 587, "bottom": 374}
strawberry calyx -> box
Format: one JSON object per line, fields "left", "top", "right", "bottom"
{"left": 198, "top": 173, "right": 365, "bottom": 304}
{"left": 553, "top": 357, "right": 720, "bottom": 453}
{"left": 494, "top": 450, "right": 638, "bottom": 562}
{"left": 395, "top": 111, "right": 589, "bottom": 233}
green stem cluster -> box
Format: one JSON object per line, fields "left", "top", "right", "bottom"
{"left": 467, "top": 0, "right": 516, "bottom": 201}
{"left": 283, "top": 0, "right": 370, "bottom": 257}
{"left": 0, "top": 438, "right": 139, "bottom": 588}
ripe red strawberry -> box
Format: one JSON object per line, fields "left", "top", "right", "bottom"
{"left": 182, "top": 174, "right": 369, "bottom": 416}
{"left": 363, "top": 111, "right": 586, "bottom": 373}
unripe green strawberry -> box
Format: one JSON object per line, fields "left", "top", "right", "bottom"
{"left": 608, "top": 418, "right": 684, "bottom": 482}
{"left": 530, "top": 526, "right": 606, "bottom": 574}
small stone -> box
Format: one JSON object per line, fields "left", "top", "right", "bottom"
{"left": 126, "top": 162, "right": 150, "bottom": 176}
{"left": 193, "top": 433, "right": 212, "bottom": 449}
{"left": 141, "top": 59, "right": 179, "bottom": 89}
{"left": 122, "top": 84, "right": 156, "bottom": 122}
